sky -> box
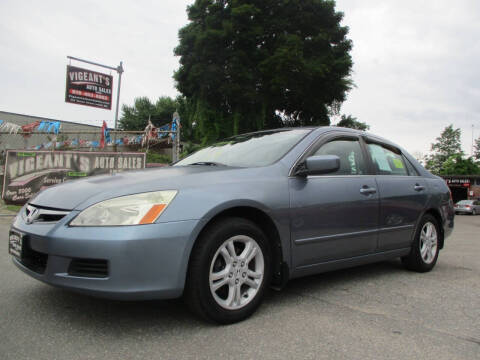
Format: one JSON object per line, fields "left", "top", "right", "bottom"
{"left": 0, "top": 0, "right": 479, "bottom": 156}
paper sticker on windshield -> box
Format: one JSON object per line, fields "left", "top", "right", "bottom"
{"left": 392, "top": 158, "right": 404, "bottom": 169}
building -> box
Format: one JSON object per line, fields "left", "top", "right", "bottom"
{"left": 442, "top": 175, "right": 480, "bottom": 203}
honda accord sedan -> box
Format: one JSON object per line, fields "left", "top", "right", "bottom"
{"left": 9, "top": 127, "right": 454, "bottom": 323}
{"left": 454, "top": 199, "right": 480, "bottom": 215}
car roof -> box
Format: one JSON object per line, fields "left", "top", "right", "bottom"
{"left": 238, "top": 126, "right": 407, "bottom": 153}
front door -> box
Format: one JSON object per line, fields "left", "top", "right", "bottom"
{"left": 290, "top": 137, "right": 379, "bottom": 269}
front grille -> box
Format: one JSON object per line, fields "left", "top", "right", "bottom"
{"left": 68, "top": 258, "right": 109, "bottom": 278}
{"left": 24, "top": 204, "right": 70, "bottom": 224}
{"left": 20, "top": 241, "right": 48, "bottom": 274}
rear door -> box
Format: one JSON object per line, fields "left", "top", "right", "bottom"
{"left": 289, "top": 134, "right": 379, "bottom": 268}
{"left": 365, "top": 140, "right": 429, "bottom": 251}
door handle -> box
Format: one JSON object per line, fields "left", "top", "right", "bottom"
{"left": 360, "top": 186, "right": 377, "bottom": 195}
{"left": 414, "top": 184, "right": 425, "bottom": 191}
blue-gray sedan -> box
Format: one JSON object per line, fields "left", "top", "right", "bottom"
{"left": 9, "top": 127, "right": 454, "bottom": 323}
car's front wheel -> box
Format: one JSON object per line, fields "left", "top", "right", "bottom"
{"left": 402, "top": 214, "right": 440, "bottom": 272}
{"left": 185, "top": 217, "right": 271, "bottom": 324}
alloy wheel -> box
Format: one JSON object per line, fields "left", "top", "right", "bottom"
{"left": 419, "top": 222, "right": 438, "bottom": 264}
{"left": 209, "top": 235, "right": 264, "bottom": 310}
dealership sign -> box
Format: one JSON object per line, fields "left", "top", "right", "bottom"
{"left": 65, "top": 65, "right": 113, "bottom": 109}
{"left": 2, "top": 151, "right": 145, "bottom": 204}
{"left": 445, "top": 178, "right": 470, "bottom": 187}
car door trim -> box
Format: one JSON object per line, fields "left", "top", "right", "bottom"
{"left": 294, "top": 228, "right": 379, "bottom": 245}
{"left": 294, "top": 224, "right": 413, "bottom": 245}
{"left": 378, "top": 224, "right": 414, "bottom": 233}
{"left": 303, "top": 175, "right": 377, "bottom": 179}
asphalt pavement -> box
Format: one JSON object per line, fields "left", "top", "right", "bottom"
{"left": 1, "top": 215, "right": 479, "bottom": 360}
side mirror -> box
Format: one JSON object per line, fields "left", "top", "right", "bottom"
{"left": 295, "top": 155, "right": 340, "bottom": 176}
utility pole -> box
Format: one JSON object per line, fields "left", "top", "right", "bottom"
{"left": 471, "top": 124, "right": 474, "bottom": 156}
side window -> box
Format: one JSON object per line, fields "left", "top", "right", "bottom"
{"left": 403, "top": 156, "right": 420, "bottom": 176}
{"left": 367, "top": 143, "right": 408, "bottom": 176}
{"left": 313, "top": 139, "right": 366, "bottom": 175}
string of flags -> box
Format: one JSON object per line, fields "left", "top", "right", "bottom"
{"left": 0, "top": 120, "right": 22, "bottom": 134}
{"left": 36, "top": 120, "right": 61, "bottom": 134}
{"left": 1, "top": 118, "right": 179, "bottom": 150}
{"left": 0, "top": 119, "right": 61, "bottom": 135}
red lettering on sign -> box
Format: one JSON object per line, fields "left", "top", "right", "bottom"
{"left": 68, "top": 89, "right": 110, "bottom": 101}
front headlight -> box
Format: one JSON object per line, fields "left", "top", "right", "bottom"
{"left": 70, "top": 190, "right": 177, "bottom": 226}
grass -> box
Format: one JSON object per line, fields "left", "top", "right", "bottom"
{"left": 0, "top": 199, "right": 22, "bottom": 214}
{"left": 6, "top": 205, "right": 21, "bottom": 212}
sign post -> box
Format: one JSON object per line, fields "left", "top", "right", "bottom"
{"left": 172, "top": 112, "right": 180, "bottom": 162}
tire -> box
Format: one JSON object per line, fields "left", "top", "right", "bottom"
{"left": 185, "top": 217, "right": 271, "bottom": 324}
{"left": 472, "top": 209, "right": 477, "bottom": 215}
{"left": 402, "top": 214, "right": 440, "bottom": 272}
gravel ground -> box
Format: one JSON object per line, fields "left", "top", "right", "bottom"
{"left": 0, "top": 215, "right": 479, "bottom": 360}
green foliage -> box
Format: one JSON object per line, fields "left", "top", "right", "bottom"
{"left": 120, "top": 96, "right": 178, "bottom": 130}
{"left": 439, "top": 154, "right": 480, "bottom": 175}
{"left": 425, "top": 125, "right": 463, "bottom": 174}
{"left": 174, "top": 0, "right": 353, "bottom": 143}
{"left": 181, "top": 141, "right": 203, "bottom": 158}
{"left": 336, "top": 114, "right": 369, "bottom": 131}
{"left": 474, "top": 137, "right": 480, "bottom": 160}
{"left": 146, "top": 151, "right": 171, "bottom": 164}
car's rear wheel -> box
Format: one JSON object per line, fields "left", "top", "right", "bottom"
{"left": 472, "top": 209, "right": 477, "bottom": 215}
{"left": 402, "top": 214, "right": 440, "bottom": 272}
{"left": 185, "top": 217, "right": 271, "bottom": 324}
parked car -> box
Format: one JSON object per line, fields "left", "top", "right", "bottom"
{"left": 9, "top": 127, "right": 454, "bottom": 323}
{"left": 454, "top": 199, "right": 480, "bottom": 215}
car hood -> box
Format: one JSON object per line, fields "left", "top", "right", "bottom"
{"left": 30, "top": 165, "right": 239, "bottom": 210}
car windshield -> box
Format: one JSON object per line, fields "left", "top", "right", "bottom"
{"left": 175, "top": 129, "right": 311, "bottom": 168}
{"left": 457, "top": 200, "right": 473, "bottom": 205}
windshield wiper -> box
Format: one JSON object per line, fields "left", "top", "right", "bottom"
{"left": 189, "top": 161, "right": 224, "bottom": 166}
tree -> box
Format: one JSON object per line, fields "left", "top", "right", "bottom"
{"left": 174, "top": 0, "right": 353, "bottom": 143}
{"left": 439, "top": 154, "right": 480, "bottom": 175}
{"left": 336, "top": 114, "right": 369, "bottom": 130}
{"left": 425, "top": 125, "right": 463, "bottom": 174}
{"left": 474, "top": 137, "right": 480, "bottom": 160}
{"left": 119, "top": 96, "right": 178, "bottom": 131}
{"left": 120, "top": 96, "right": 199, "bottom": 144}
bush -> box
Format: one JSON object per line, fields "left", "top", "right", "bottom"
{"left": 181, "top": 141, "right": 203, "bottom": 158}
{"left": 146, "top": 152, "right": 171, "bottom": 164}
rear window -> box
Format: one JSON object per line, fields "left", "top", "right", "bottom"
{"left": 367, "top": 143, "right": 408, "bottom": 176}
{"left": 403, "top": 156, "right": 420, "bottom": 176}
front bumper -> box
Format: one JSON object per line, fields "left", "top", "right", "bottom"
{"left": 10, "top": 212, "right": 203, "bottom": 300}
